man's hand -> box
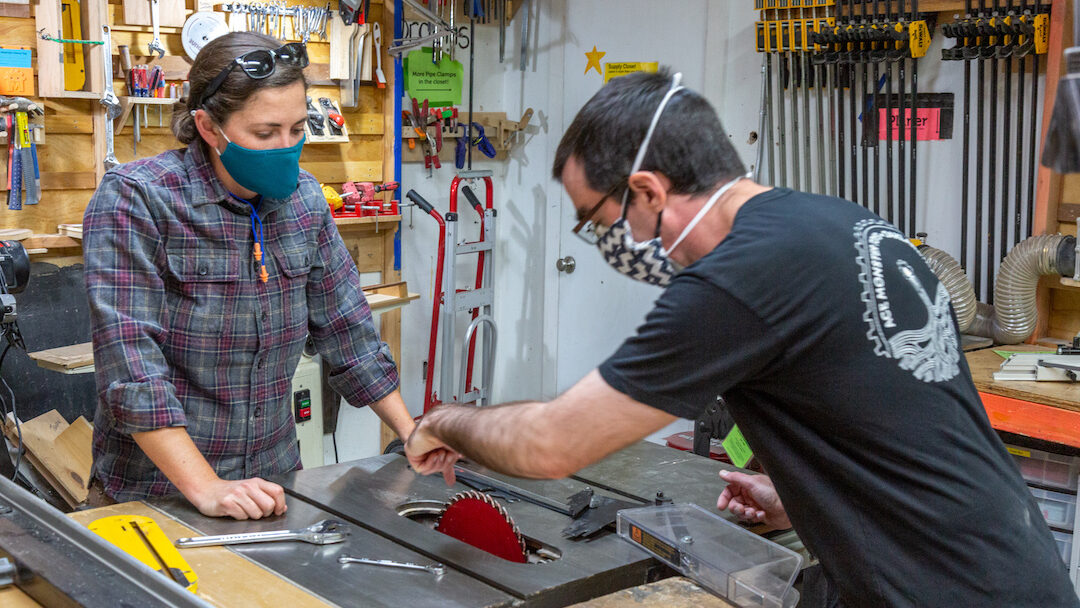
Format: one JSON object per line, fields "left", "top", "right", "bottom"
{"left": 188, "top": 477, "right": 288, "bottom": 520}
{"left": 405, "top": 417, "right": 460, "bottom": 486}
{"left": 716, "top": 470, "right": 791, "bottom": 530}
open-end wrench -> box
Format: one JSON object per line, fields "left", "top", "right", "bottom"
{"left": 148, "top": 0, "right": 166, "bottom": 58}
{"left": 338, "top": 555, "right": 445, "bottom": 576}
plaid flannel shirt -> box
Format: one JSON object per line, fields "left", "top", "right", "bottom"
{"left": 84, "top": 141, "right": 399, "bottom": 501}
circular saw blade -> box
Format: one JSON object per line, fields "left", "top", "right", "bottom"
{"left": 435, "top": 490, "right": 527, "bottom": 563}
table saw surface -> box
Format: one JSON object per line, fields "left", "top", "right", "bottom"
{"left": 11, "top": 441, "right": 773, "bottom": 607}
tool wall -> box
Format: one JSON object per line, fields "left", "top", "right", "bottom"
{"left": 755, "top": 0, "right": 1053, "bottom": 306}
{"left": 0, "top": 0, "right": 396, "bottom": 240}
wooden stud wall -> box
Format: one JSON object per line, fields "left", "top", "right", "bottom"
{"left": 1035, "top": 0, "right": 1079, "bottom": 343}
{"left": 0, "top": 0, "right": 393, "bottom": 234}
{"left": 0, "top": 1, "right": 405, "bottom": 443}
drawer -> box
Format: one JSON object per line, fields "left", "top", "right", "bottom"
{"left": 1008, "top": 444, "right": 1080, "bottom": 492}
{"left": 1031, "top": 487, "right": 1078, "bottom": 530}
{"left": 1053, "top": 530, "right": 1073, "bottom": 567}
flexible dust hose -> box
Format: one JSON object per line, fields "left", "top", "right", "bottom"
{"left": 966, "top": 234, "right": 1076, "bottom": 344}
{"left": 918, "top": 245, "right": 977, "bottom": 333}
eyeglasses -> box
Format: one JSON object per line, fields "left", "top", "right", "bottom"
{"left": 572, "top": 180, "right": 625, "bottom": 246}
{"left": 196, "top": 43, "right": 309, "bottom": 109}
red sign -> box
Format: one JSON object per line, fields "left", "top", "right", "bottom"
{"left": 879, "top": 107, "right": 942, "bottom": 141}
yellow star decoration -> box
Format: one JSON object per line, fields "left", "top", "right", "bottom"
{"left": 584, "top": 46, "right": 606, "bottom": 76}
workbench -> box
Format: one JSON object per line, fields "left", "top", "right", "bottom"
{"left": 965, "top": 345, "right": 1080, "bottom": 449}
{"left": 2, "top": 442, "right": 762, "bottom": 608}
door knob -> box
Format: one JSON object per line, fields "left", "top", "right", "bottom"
{"left": 555, "top": 256, "right": 576, "bottom": 274}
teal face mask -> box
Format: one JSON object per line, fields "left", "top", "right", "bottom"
{"left": 215, "top": 129, "right": 305, "bottom": 200}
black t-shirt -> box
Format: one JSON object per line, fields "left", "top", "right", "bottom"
{"left": 599, "top": 188, "right": 1079, "bottom": 607}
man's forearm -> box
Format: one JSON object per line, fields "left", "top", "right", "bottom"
{"left": 423, "top": 401, "right": 570, "bottom": 478}
{"left": 132, "top": 426, "right": 219, "bottom": 499}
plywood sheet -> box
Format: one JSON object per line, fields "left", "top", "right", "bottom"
{"left": 68, "top": 502, "right": 336, "bottom": 608}
{"left": 569, "top": 577, "right": 736, "bottom": 608}
{"left": 0, "top": 586, "right": 41, "bottom": 607}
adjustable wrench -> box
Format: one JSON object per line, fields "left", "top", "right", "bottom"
{"left": 338, "top": 555, "right": 445, "bottom": 576}
{"left": 101, "top": 26, "right": 120, "bottom": 171}
{"left": 148, "top": 0, "right": 166, "bottom": 58}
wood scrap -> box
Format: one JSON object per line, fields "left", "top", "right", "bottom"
{"left": 10, "top": 410, "right": 93, "bottom": 504}
{"left": 29, "top": 342, "right": 95, "bottom": 372}
{"left": 57, "top": 223, "right": 83, "bottom": 239}
{"left": 3, "top": 413, "right": 80, "bottom": 508}
{"left": 0, "top": 228, "right": 32, "bottom": 241}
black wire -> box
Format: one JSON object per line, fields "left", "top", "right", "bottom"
{"left": 0, "top": 343, "right": 22, "bottom": 482}
{"left": 332, "top": 430, "right": 340, "bottom": 464}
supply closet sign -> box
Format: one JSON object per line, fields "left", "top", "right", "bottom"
{"left": 603, "top": 62, "right": 658, "bottom": 83}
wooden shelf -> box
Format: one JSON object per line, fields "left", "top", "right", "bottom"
{"left": 333, "top": 215, "right": 401, "bottom": 226}
{"left": 966, "top": 345, "right": 1080, "bottom": 448}
{"left": 363, "top": 281, "right": 419, "bottom": 314}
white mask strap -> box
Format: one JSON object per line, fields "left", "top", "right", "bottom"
{"left": 666, "top": 172, "right": 751, "bottom": 255}
{"left": 621, "top": 73, "right": 686, "bottom": 211}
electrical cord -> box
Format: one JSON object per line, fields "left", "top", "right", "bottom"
{"left": 0, "top": 343, "right": 23, "bottom": 481}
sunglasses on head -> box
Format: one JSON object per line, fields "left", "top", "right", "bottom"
{"left": 196, "top": 42, "right": 309, "bottom": 109}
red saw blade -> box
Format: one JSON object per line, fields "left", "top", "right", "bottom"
{"left": 435, "top": 490, "right": 527, "bottom": 563}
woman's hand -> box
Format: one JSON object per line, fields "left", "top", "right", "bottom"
{"left": 188, "top": 477, "right": 287, "bottom": 520}
{"left": 716, "top": 470, "right": 791, "bottom": 530}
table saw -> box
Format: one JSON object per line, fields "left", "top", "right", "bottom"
{"left": 1, "top": 441, "right": 804, "bottom": 607}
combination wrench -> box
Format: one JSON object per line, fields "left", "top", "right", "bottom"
{"left": 338, "top": 555, "right": 446, "bottom": 576}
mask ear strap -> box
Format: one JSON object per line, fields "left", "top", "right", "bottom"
{"left": 621, "top": 73, "right": 686, "bottom": 214}
{"left": 666, "top": 173, "right": 750, "bottom": 255}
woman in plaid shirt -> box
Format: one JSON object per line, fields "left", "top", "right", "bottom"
{"left": 83, "top": 33, "right": 448, "bottom": 519}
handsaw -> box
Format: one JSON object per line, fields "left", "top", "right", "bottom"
{"left": 435, "top": 490, "right": 527, "bottom": 563}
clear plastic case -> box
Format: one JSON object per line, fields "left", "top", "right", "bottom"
{"left": 617, "top": 503, "right": 802, "bottom": 608}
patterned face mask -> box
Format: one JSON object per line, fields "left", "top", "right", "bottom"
{"left": 594, "top": 218, "right": 677, "bottom": 286}
{"left": 595, "top": 72, "right": 745, "bottom": 287}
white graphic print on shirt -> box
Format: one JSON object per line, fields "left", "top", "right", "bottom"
{"left": 853, "top": 219, "right": 960, "bottom": 383}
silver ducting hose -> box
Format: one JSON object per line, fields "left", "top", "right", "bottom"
{"left": 966, "top": 234, "right": 1075, "bottom": 344}
{"left": 918, "top": 246, "right": 977, "bottom": 333}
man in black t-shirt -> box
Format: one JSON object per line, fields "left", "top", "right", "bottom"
{"left": 405, "top": 69, "right": 1078, "bottom": 606}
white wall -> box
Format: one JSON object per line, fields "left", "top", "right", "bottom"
{"left": 333, "top": 3, "right": 1017, "bottom": 455}
{"left": 395, "top": 4, "right": 555, "bottom": 415}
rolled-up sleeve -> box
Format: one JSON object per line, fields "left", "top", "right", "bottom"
{"left": 306, "top": 211, "right": 400, "bottom": 406}
{"left": 84, "top": 173, "right": 187, "bottom": 433}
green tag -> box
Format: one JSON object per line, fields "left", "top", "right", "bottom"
{"left": 403, "top": 48, "right": 463, "bottom": 106}
{"left": 722, "top": 425, "right": 753, "bottom": 468}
